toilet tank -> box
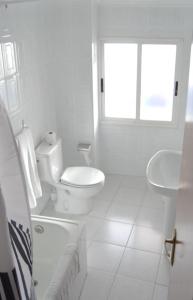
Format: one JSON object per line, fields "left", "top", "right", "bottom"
{"left": 36, "top": 139, "right": 63, "bottom": 184}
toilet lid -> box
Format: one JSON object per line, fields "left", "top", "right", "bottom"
{"left": 60, "top": 167, "right": 105, "bottom": 187}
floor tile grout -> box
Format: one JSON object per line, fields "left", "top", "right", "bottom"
{"left": 79, "top": 176, "right": 164, "bottom": 298}
{"left": 106, "top": 220, "right": 135, "bottom": 300}
{"left": 42, "top": 174, "right": 168, "bottom": 300}
{"left": 151, "top": 254, "right": 163, "bottom": 300}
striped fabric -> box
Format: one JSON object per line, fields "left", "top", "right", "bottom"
{"left": 0, "top": 100, "right": 36, "bottom": 300}
{"left": 9, "top": 220, "right": 33, "bottom": 300}
{"left": 0, "top": 218, "right": 35, "bottom": 300}
{"left": 0, "top": 268, "right": 21, "bottom": 300}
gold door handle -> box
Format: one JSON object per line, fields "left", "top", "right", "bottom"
{"left": 165, "top": 229, "right": 181, "bottom": 266}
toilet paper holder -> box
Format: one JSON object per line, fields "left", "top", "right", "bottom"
{"left": 77, "top": 143, "right": 91, "bottom": 152}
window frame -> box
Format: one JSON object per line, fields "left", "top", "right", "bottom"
{"left": 0, "top": 36, "right": 22, "bottom": 116}
{"left": 99, "top": 37, "right": 182, "bottom": 128}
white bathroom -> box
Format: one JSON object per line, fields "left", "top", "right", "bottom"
{"left": 0, "top": 0, "right": 193, "bottom": 299}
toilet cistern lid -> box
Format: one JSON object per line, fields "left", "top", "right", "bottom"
{"left": 60, "top": 167, "right": 105, "bottom": 187}
{"left": 36, "top": 139, "right": 61, "bottom": 156}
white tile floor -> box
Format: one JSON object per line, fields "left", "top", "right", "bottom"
{"left": 42, "top": 175, "right": 170, "bottom": 300}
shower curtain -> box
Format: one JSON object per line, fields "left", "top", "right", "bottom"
{"left": 0, "top": 100, "right": 35, "bottom": 300}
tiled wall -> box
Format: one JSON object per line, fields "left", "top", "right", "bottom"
{"left": 45, "top": 0, "right": 96, "bottom": 168}
{"left": 0, "top": 1, "right": 58, "bottom": 210}
{"left": 98, "top": 5, "right": 193, "bottom": 175}
{"left": 0, "top": 0, "right": 97, "bottom": 168}
{"left": 91, "top": 0, "right": 100, "bottom": 167}
{"left": 2, "top": 1, "right": 193, "bottom": 179}
{"left": 0, "top": 1, "right": 57, "bottom": 145}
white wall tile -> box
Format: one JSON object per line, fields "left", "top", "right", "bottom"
{"left": 5, "top": 3, "right": 58, "bottom": 146}
{"left": 98, "top": 5, "right": 192, "bottom": 175}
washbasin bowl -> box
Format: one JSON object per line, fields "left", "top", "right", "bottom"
{"left": 146, "top": 150, "right": 182, "bottom": 198}
{"left": 146, "top": 150, "right": 182, "bottom": 238}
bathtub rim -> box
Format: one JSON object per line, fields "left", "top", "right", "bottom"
{"left": 31, "top": 214, "right": 85, "bottom": 234}
{"left": 31, "top": 214, "right": 87, "bottom": 300}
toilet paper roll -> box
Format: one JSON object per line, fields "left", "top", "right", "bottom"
{"left": 45, "top": 131, "right": 57, "bottom": 145}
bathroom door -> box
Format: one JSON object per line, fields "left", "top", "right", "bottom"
{"left": 168, "top": 44, "right": 193, "bottom": 300}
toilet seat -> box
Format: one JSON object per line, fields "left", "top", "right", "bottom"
{"left": 60, "top": 166, "right": 105, "bottom": 188}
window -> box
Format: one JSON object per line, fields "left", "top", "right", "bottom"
{"left": 0, "top": 41, "right": 21, "bottom": 115}
{"left": 100, "top": 40, "right": 179, "bottom": 125}
{"left": 104, "top": 43, "right": 138, "bottom": 119}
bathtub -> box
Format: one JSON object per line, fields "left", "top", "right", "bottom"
{"left": 31, "top": 215, "right": 87, "bottom": 300}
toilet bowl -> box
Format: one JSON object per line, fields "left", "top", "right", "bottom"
{"left": 36, "top": 139, "right": 105, "bottom": 214}
{"left": 56, "top": 166, "right": 105, "bottom": 214}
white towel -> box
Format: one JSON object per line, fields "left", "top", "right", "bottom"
{"left": 17, "top": 127, "right": 42, "bottom": 209}
{"left": 0, "top": 100, "right": 35, "bottom": 299}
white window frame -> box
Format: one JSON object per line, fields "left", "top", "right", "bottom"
{"left": 0, "top": 36, "right": 22, "bottom": 116}
{"left": 99, "top": 38, "right": 183, "bottom": 128}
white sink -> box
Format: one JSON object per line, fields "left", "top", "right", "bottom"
{"left": 146, "top": 150, "right": 182, "bottom": 198}
{"left": 146, "top": 150, "right": 182, "bottom": 238}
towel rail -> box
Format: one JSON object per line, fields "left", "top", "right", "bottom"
{"left": 21, "top": 120, "right": 27, "bottom": 129}
{"left": 15, "top": 120, "right": 27, "bottom": 138}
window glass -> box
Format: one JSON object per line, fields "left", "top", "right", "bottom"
{"left": 7, "top": 76, "right": 20, "bottom": 113}
{"left": 186, "top": 45, "right": 193, "bottom": 122}
{"left": 3, "top": 43, "right": 16, "bottom": 76}
{"left": 104, "top": 43, "right": 138, "bottom": 118}
{"left": 0, "top": 41, "right": 20, "bottom": 114}
{"left": 0, "top": 81, "right": 7, "bottom": 108}
{"left": 140, "top": 44, "right": 176, "bottom": 121}
{"left": 0, "top": 47, "right": 4, "bottom": 80}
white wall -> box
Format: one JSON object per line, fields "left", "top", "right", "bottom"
{"left": 0, "top": 1, "right": 57, "bottom": 145}
{"left": 98, "top": 4, "right": 193, "bottom": 175}
{"left": 0, "top": 0, "right": 97, "bottom": 212}
{"left": 92, "top": 0, "right": 100, "bottom": 166}
{"left": 43, "top": 0, "right": 96, "bottom": 168}
{"left": 0, "top": 1, "right": 58, "bottom": 211}
{"left": 1, "top": 1, "right": 192, "bottom": 180}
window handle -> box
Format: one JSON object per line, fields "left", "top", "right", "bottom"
{"left": 174, "top": 81, "right": 178, "bottom": 96}
{"left": 101, "top": 78, "right": 104, "bottom": 93}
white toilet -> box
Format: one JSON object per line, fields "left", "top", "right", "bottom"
{"left": 36, "top": 139, "right": 105, "bottom": 214}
